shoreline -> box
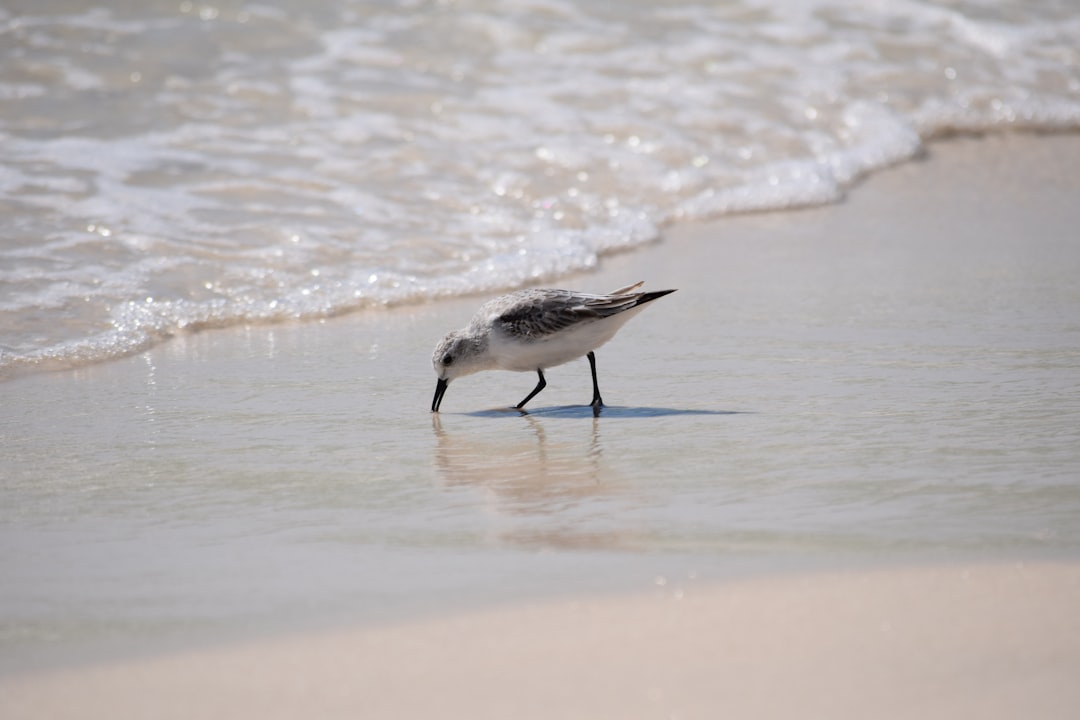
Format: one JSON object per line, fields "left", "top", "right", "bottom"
{"left": 2, "top": 129, "right": 1077, "bottom": 386}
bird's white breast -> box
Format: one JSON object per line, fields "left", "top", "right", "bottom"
{"left": 487, "top": 305, "right": 646, "bottom": 372}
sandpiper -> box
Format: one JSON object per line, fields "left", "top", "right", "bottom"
{"left": 430, "top": 281, "right": 676, "bottom": 412}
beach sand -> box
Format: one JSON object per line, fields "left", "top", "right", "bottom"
{"left": 3, "top": 132, "right": 1080, "bottom": 716}
{"left": 3, "top": 563, "right": 1079, "bottom": 719}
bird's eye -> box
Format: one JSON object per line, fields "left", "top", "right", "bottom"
{"left": 442, "top": 353, "right": 453, "bottom": 366}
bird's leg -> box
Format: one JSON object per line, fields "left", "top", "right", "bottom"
{"left": 515, "top": 369, "right": 546, "bottom": 409}
{"left": 587, "top": 351, "right": 604, "bottom": 409}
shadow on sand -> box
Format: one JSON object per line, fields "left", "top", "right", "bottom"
{"left": 462, "top": 405, "right": 746, "bottom": 419}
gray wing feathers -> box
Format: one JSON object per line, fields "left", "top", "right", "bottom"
{"left": 495, "top": 285, "right": 650, "bottom": 340}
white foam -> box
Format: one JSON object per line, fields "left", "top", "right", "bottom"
{"left": 1, "top": 0, "right": 1078, "bottom": 375}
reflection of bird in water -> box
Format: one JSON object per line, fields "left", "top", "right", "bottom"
{"left": 431, "top": 412, "right": 605, "bottom": 512}
{"left": 430, "top": 282, "right": 676, "bottom": 413}
{"left": 431, "top": 413, "right": 645, "bottom": 550}
{"left": 431, "top": 413, "right": 642, "bottom": 550}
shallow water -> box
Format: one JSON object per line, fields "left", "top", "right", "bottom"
{"left": 2, "top": 2, "right": 1080, "bottom": 673}
{"left": 2, "top": 0, "right": 1080, "bottom": 374}
{"left": 4, "top": 133, "right": 1080, "bottom": 672}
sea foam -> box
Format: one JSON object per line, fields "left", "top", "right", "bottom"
{"left": 1, "top": 0, "right": 1078, "bottom": 375}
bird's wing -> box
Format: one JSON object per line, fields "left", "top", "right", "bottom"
{"left": 494, "top": 287, "right": 644, "bottom": 340}
{"left": 608, "top": 281, "right": 645, "bottom": 295}
{"left": 576, "top": 289, "right": 645, "bottom": 318}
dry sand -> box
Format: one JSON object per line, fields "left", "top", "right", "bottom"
{"left": 3, "top": 563, "right": 1078, "bottom": 719}
{"left": 3, "top": 132, "right": 1080, "bottom": 717}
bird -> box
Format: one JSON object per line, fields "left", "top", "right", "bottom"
{"left": 430, "top": 281, "right": 676, "bottom": 412}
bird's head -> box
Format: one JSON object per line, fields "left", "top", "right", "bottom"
{"left": 430, "top": 330, "right": 488, "bottom": 412}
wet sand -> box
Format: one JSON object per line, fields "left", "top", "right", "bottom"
{"left": 3, "top": 132, "right": 1080, "bottom": 715}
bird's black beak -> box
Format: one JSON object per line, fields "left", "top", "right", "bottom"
{"left": 431, "top": 377, "right": 449, "bottom": 412}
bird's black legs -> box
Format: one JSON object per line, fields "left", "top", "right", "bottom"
{"left": 514, "top": 356, "right": 602, "bottom": 413}
{"left": 588, "top": 351, "right": 604, "bottom": 409}
{"left": 515, "top": 369, "right": 546, "bottom": 409}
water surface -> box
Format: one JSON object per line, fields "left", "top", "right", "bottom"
{"left": 2, "top": 0, "right": 1079, "bottom": 373}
